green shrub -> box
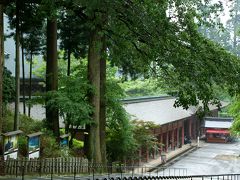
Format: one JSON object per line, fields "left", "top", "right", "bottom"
{"left": 40, "top": 132, "right": 61, "bottom": 158}
{"left": 69, "top": 139, "right": 84, "bottom": 157}
{"left": 20, "top": 114, "right": 44, "bottom": 134}
{"left": 3, "top": 67, "right": 15, "bottom": 103}
{"left": 2, "top": 108, "right": 14, "bottom": 132}
{"left": 18, "top": 135, "right": 28, "bottom": 157}
{"left": 72, "top": 138, "right": 84, "bottom": 148}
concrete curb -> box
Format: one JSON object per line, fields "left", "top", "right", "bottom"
{"left": 148, "top": 145, "right": 199, "bottom": 172}
{"left": 161, "top": 146, "right": 198, "bottom": 168}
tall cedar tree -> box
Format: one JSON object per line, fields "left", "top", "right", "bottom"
{"left": 21, "top": 35, "right": 26, "bottom": 114}
{"left": 14, "top": 0, "right": 20, "bottom": 130}
{"left": 100, "top": 35, "right": 107, "bottom": 164}
{"left": 0, "top": 3, "right": 4, "bottom": 133}
{"left": 0, "top": 4, "right": 3, "bottom": 172}
{"left": 87, "top": 26, "right": 103, "bottom": 163}
{"left": 46, "top": 18, "right": 59, "bottom": 140}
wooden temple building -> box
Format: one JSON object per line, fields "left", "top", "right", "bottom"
{"left": 123, "top": 96, "right": 228, "bottom": 162}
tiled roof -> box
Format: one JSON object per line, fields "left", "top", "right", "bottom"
{"left": 204, "top": 117, "right": 233, "bottom": 128}
{"left": 123, "top": 96, "right": 229, "bottom": 125}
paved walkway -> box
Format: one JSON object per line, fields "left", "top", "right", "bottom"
{"left": 136, "top": 140, "right": 203, "bottom": 173}
{"left": 166, "top": 140, "right": 240, "bottom": 175}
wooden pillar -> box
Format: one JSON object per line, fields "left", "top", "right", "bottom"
{"left": 195, "top": 118, "right": 198, "bottom": 139}
{"left": 196, "top": 117, "right": 200, "bottom": 137}
{"left": 160, "top": 134, "right": 163, "bottom": 153}
{"left": 176, "top": 128, "right": 179, "bottom": 148}
{"left": 182, "top": 125, "right": 184, "bottom": 146}
{"left": 193, "top": 119, "right": 196, "bottom": 139}
{"left": 171, "top": 129, "right": 174, "bottom": 150}
{"left": 165, "top": 132, "right": 169, "bottom": 152}
{"left": 153, "top": 147, "right": 155, "bottom": 159}
{"left": 153, "top": 140, "right": 156, "bottom": 158}
{"left": 146, "top": 147, "right": 149, "bottom": 162}
{"left": 189, "top": 119, "right": 192, "bottom": 139}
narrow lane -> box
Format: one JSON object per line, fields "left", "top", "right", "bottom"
{"left": 164, "top": 140, "right": 240, "bottom": 175}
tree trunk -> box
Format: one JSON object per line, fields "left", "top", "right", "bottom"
{"left": 84, "top": 124, "right": 90, "bottom": 157}
{"left": 65, "top": 49, "right": 71, "bottom": 133}
{"left": 0, "top": 3, "right": 3, "bottom": 171}
{"left": 21, "top": 36, "right": 26, "bottom": 115}
{"left": 69, "top": 126, "right": 77, "bottom": 148}
{"left": 0, "top": 4, "right": 4, "bottom": 133}
{"left": 46, "top": 18, "right": 59, "bottom": 140}
{"left": 100, "top": 35, "right": 107, "bottom": 165}
{"left": 14, "top": 0, "right": 20, "bottom": 130}
{"left": 28, "top": 52, "right": 32, "bottom": 117}
{"left": 233, "top": 0, "right": 239, "bottom": 55}
{"left": 87, "top": 28, "right": 102, "bottom": 163}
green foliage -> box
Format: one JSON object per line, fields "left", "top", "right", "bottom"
{"left": 32, "top": 58, "right": 46, "bottom": 79}
{"left": 104, "top": 63, "right": 136, "bottom": 161}
{"left": 1, "top": 108, "right": 39, "bottom": 133}
{"left": 72, "top": 139, "right": 84, "bottom": 149}
{"left": 45, "top": 57, "right": 92, "bottom": 129}
{"left": 59, "top": 147, "right": 72, "bottom": 158}
{"left": 160, "top": 33, "right": 240, "bottom": 110}
{"left": 106, "top": 106, "right": 136, "bottom": 161}
{"left": 20, "top": 115, "right": 44, "bottom": 134}
{"left": 32, "top": 56, "right": 91, "bottom": 157}
{"left": 119, "top": 78, "right": 165, "bottom": 98}
{"left": 2, "top": 109, "right": 43, "bottom": 134}
{"left": 105, "top": 0, "right": 240, "bottom": 114}
{"left": 32, "top": 56, "right": 91, "bottom": 130}
{"left": 229, "top": 96, "right": 240, "bottom": 136}
{"left": 105, "top": 63, "right": 161, "bottom": 162}
{"left": 199, "top": 0, "right": 240, "bottom": 124}
{"left": 39, "top": 130, "right": 82, "bottom": 158}
{"left": 218, "top": 106, "right": 231, "bottom": 118}
{"left": 58, "top": 51, "right": 88, "bottom": 77}
{"left": 46, "top": 76, "right": 92, "bottom": 128}
{"left": 58, "top": 6, "right": 88, "bottom": 59}
{"left": 132, "top": 120, "right": 160, "bottom": 150}
{"left": 2, "top": 108, "right": 14, "bottom": 132}
{"left": 231, "top": 119, "right": 240, "bottom": 136}
{"left": 3, "top": 67, "right": 15, "bottom": 103}
{"left": 70, "top": 139, "right": 84, "bottom": 157}
{"left": 41, "top": 132, "right": 61, "bottom": 158}
{"left": 18, "top": 135, "right": 28, "bottom": 157}
{"left": 38, "top": 0, "right": 58, "bottom": 19}
{"left": 5, "top": 0, "right": 45, "bottom": 57}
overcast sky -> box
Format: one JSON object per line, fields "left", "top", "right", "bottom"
{"left": 220, "top": 0, "right": 231, "bottom": 25}
{"left": 3, "top": 15, "right": 42, "bottom": 78}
